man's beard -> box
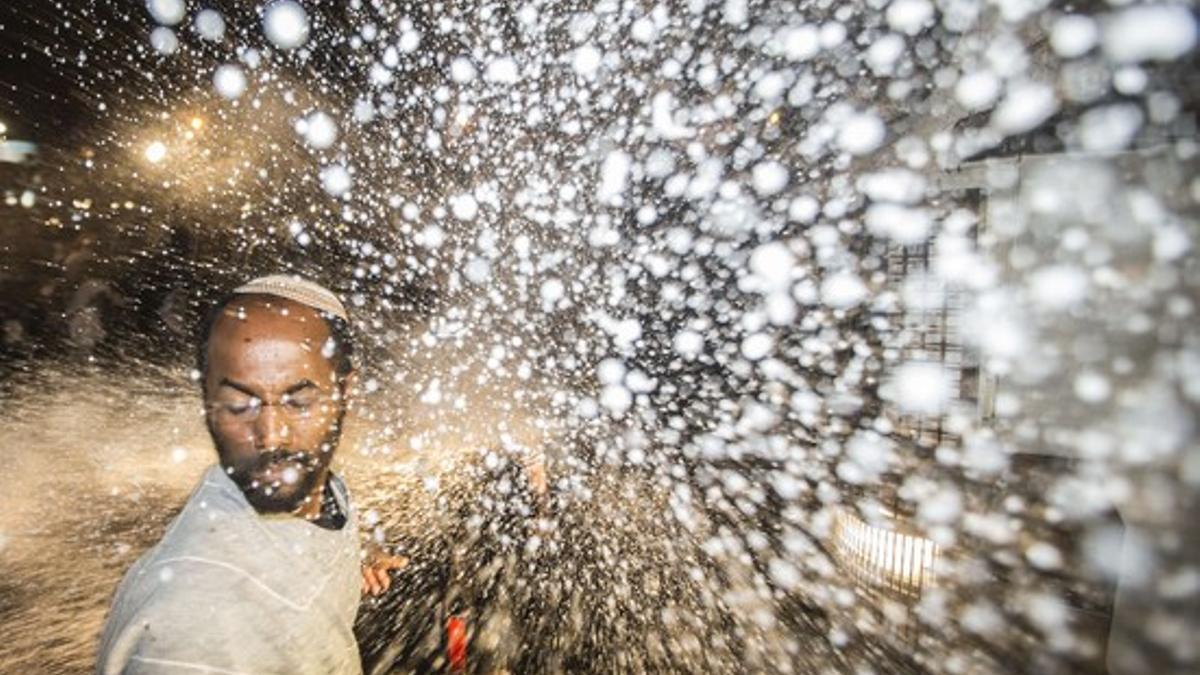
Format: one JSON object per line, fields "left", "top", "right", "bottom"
{"left": 230, "top": 448, "right": 328, "bottom": 513}
{"left": 214, "top": 419, "right": 344, "bottom": 514}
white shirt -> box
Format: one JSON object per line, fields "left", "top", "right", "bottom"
{"left": 97, "top": 465, "right": 362, "bottom": 675}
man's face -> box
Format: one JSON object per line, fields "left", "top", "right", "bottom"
{"left": 202, "top": 295, "right": 349, "bottom": 514}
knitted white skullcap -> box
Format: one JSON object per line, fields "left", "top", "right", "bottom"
{"left": 232, "top": 274, "right": 349, "bottom": 321}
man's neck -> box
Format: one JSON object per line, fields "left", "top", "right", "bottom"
{"left": 291, "top": 473, "right": 330, "bottom": 521}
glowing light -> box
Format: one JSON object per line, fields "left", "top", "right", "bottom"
{"left": 0, "top": 121, "right": 8, "bottom": 135}
{"left": 145, "top": 141, "right": 168, "bottom": 164}
{"left": 190, "top": 116, "right": 204, "bottom": 130}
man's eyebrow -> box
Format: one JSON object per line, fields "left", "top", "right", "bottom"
{"left": 217, "top": 378, "right": 259, "bottom": 397}
{"left": 217, "top": 378, "right": 320, "bottom": 396}
{"left": 284, "top": 380, "right": 320, "bottom": 395}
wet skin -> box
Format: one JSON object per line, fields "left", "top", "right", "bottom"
{"left": 201, "top": 294, "right": 406, "bottom": 594}
{"left": 202, "top": 295, "right": 351, "bottom": 519}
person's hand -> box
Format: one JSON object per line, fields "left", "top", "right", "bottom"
{"left": 361, "top": 548, "right": 408, "bottom": 597}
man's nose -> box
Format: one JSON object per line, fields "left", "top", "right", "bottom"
{"left": 254, "top": 404, "right": 291, "bottom": 450}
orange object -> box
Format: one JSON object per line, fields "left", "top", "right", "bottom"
{"left": 447, "top": 615, "right": 468, "bottom": 672}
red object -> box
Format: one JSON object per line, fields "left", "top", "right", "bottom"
{"left": 446, "top": 615, "right": 468, "bottom": 672}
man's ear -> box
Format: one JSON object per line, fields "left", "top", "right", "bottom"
{"left": 341, "top": 369, "right": 360, "bottom": 409}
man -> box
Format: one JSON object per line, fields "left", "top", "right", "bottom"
{"left": 97, "top": 275, "right": 405, "bottom": 675}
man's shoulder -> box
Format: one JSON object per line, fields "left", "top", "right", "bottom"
{"left": 127, "top": 466, "right": 259, "bottom": 571}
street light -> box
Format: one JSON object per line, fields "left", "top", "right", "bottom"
{"left": 0, "top": 121, "right": 8, "bottom": 136}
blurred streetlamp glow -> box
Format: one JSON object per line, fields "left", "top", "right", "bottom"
{"left": 0, "top": 121, "right": 8, "bottom": 135}
{"left": 145, "top": 141, "right": 168, "bottom": 164}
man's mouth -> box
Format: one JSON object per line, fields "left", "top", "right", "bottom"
{"left": 251, "top": 452, "right": 316, "bottom": 486}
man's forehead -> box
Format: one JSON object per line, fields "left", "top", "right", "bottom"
{"left": 206, "top": 298, "right": 337, "bottom": 388}
{"left": 212, "top": 296, "right": 331, "bottom": 341}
